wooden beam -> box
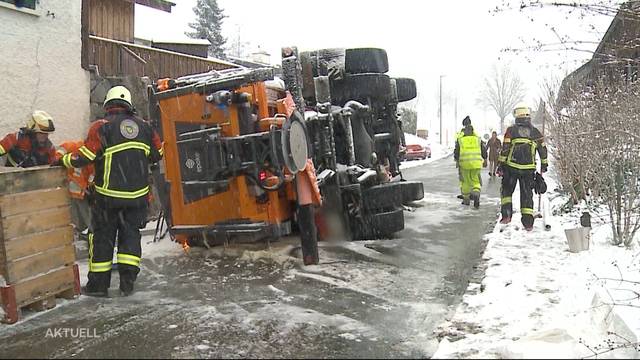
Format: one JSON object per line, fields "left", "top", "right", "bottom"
{"left": 133, "top": 0, "right": 174, "bottom": 13}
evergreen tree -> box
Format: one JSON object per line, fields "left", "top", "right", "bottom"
{"left": 186, "top": 0, "right": 227, "bottom": 58}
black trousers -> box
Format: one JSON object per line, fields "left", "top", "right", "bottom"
{"left": 87, "top": 199, "right": 147, "bottom": 291}
{"left": 500, "top": 168, "right": 535, "bottom": 227}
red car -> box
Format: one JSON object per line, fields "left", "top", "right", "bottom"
{"left": 404, "top": 144, "right": 431, "bottom": 160}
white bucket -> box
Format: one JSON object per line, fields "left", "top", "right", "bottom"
{"left": 564, "top": 227, "right": 590, "bottom": 253}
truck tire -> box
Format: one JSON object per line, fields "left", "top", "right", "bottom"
{"left": 345, "top": 48, "right": 389, "bottom": 74}
{"left": 362, "top": 182, "right": 403, "bottom": 211}
{"left": 330, "top": 73, "right": 393, "bottom": 105}
{"left": 352, "top": 208, "right": 404, "bottom": 240}
{"left": 399, "top": 181, "right": 424, "bottom": 204}
{"left": 395, "top": 78, "right": 417, "bottom": 102}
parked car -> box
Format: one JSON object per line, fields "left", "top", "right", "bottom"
{"left": 404, "top": 144, "right": 430, "bottom": 160}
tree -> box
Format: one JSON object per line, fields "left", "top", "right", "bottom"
{"left": 477, "top": 63, "right": 527, "bottom": 133}
{"left": 186, "top": 0, "right": 227, "bottom": 59}
{"left": 399, "top": 107, "right": 418, "bottom": 135}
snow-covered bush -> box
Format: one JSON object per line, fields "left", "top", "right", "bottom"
{"left": 547, "top": 78, "right": 640, "bottom": 247}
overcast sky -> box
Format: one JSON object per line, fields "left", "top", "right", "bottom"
{"left": 136, "top": 0, "right": 616, "bottom": 141}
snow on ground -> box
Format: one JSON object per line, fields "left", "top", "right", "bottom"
{"left": 400, "top": 133, "right": 453, "bottom": 170}
{"left": 433, "top": 167, "right": 640, "bottom": 358}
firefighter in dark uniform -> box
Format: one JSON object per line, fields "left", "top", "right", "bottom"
{"left": 60, "top": 86, "right": 163, "bottom": 297}
{"left": 497, "top": 103, "right": 548, "bottom": 231}
{"left": 0, "top": 110, "right": 57, "bottom": 167}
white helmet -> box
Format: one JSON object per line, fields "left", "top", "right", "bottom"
{"left": 103, "top": 86, "right": 133, "bottom": 109}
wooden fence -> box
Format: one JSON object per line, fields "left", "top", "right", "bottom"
{"left": 86, "top": 35, "right": 238, "bottom": 80}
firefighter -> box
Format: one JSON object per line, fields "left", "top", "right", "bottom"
{"left": 497, "top": 103, "right": 548, "bottom": 231}
{"left": 454, "top": 124, "right": 487, "bottom": 208}
{"left": 295, "top": 159, "right": 322, "bottom": 265}
{"left": 0, "top": 110, "right": 57, "bottom": 167}
{"left": 56, "top": 141, "right": 95, "bottom": 241}
{"left": 59, "top": 86, "right": 163, "bottom": 297}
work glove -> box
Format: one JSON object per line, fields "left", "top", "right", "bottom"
{"left": 482, "top": 159, "right": 488, "bottom": 168}
{"left": 496, "top": 165, "right": 504, "bottom": 177}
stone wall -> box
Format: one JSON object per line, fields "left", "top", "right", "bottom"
{"left": 90, "top": 73, "right": 152, "bottom": 121}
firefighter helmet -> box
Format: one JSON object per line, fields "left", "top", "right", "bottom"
{"left": 103, "top": 86, "right": 133, "bottom": 109}
{"left": 513, "top": 103, "right": 531, "bottom": 119}
{"left": 26, "top": 110, "right": 55, "bottom": 133}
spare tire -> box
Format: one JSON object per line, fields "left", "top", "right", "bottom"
{"left": 395, "top": 78, "right": 417, "bottom": 102}
{"left": 345, "top": 48, "right": 389, "bottom": 74}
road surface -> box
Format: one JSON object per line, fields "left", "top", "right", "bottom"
{"left": 0, "top": 156, "right": 501, "bottom": 359}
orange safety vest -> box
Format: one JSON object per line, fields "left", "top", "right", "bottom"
{"left": 56, "top": 141, "right": 95, "bottom": 199}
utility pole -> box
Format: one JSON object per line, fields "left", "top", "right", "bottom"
{"left": 439, "top": 75, "right": 445, "bottom": 145}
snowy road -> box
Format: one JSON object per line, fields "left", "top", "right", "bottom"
{"left": 0, "top": 156, "right": 501, "bottom": 358}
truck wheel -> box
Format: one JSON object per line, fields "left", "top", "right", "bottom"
{"left": 395, "top": 78, "right": 417, "bottom": 102}
{"left": 352, "top": 208, "right": 404, "bottom": 240}
{"left": 362, "top": 182, "right": 403, "bottom": 211}
{"left": 399, "top": 181, "right": 424, "bottom": 204}
{"left": 330, "top": 73, "right": 393, "bottom": 105}
{"left": 345, "top": 48, "right": 389, "bottom": 74}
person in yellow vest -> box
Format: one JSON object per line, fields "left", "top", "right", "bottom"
{"left": 56, "top": 141, "right": 95, "bottom": 241}
{"left": 455, "top": 116, "right": 472, "bottom": 199}
{"left": 454, "top": 124, "right": 487, "bottom": 208}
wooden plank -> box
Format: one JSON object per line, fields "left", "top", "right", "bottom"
{"left": 0, "top": 187, "right": 68, "bottom": 218}
{"left": 6, "top": 244, "right": 75, "bottom": 284}
{"left": 3, "top": 206, "right": 71, "bottom": 241}
{"left": 13, "top": 266, "right": 75, "bottom": 307}
{"left": 4, "top": 226, "right": 73, "bottom": 261}
{"left": 0, "top": 166, "right": 66, "bottom": 196}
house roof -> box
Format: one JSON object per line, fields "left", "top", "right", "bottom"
{"left": 131, "top": 0, "right": 175, "bottom": 13}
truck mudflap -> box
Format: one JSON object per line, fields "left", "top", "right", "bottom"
{"left": 175, "top": 221, "right": 292, "bottom": 247}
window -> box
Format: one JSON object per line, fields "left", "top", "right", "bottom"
{"left": 0, "top": 0, "right": 37, "bottom": 10}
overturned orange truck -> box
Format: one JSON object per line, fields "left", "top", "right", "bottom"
{"left": 148, "top": 47, "right": 424, "bottom": 247}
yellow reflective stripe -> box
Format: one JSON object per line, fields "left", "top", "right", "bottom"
{"left": 0, "top": 144, "right": 5, "bottom": 155}
{"left": 79, "top": 146, "right": 96, "bottom": 161}
{"left": 501, "top": 197, "right": 512, "bottom": 205}
{"left": 103, "top": 153, "right": 112, "bottom": 189}
{"left": 498, "top": 155, "right": 506, "bottom": 162}
{"left": 506, "top": 161, "right": 536, "bottom": 170}
{"left": 105, "top": 142, "right": 150, "bottom": 156}
{"left": 117, "top": 253, "right": 141, "bottom": 267}
{"left": 63, "top": 153, "right": 73, "bottom": 168}
{"left": 89, "top": 261, "right": 112, "bottom": 273}
{"left": 95, "top": 185, "right": 150, "bottom": 199}
{"left": 7, "top": 154, "right": 18, "bottom": 166}
{"left": 521, "top": 208, "right": 535, "bottom": 215}
{"left": 511, "top": 138, "right": 536, "bottom": 146}
{"left": 158, "top": 145, "right": 164, "bottom": 156}
{"left": 503, "top": 138, "right": 511, "bottom": 143}
{"left": 89, "top": 233, "right": 94, "bottom": 264}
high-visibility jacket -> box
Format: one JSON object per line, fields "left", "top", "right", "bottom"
{"left": 0, "top": 129, "right": 56, "bottom": 167}
{"left": 61, "top": 109, "right": 164, "bottom": 207}
{"left": 56, "top": 141, "right": 95, "bottom": 199}
{"left": 498, "top": 121, "right": 548, "bottom": 171}
{"left": 456, "top": 135, "right": 484, "bottom": 170}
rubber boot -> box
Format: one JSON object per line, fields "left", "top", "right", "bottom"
{"left": 471, "top": 191, "right": 480, "bottom": 209}
{"left": 84, "top": 272, "right": 110, "bottom": 297}
{"left": 297, "top": 205, "right": 319, "bottom": 265}
{"left": 119, "top": 265, "right": 139, "bottom": 297}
